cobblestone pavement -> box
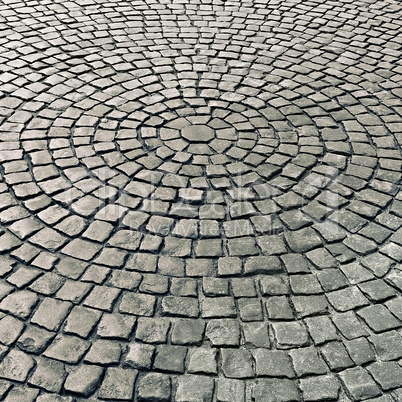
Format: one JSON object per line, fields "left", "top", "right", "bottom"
{"left": 0, "top": 0, "right": 401, "bottom": 400}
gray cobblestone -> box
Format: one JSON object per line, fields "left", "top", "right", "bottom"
{"left": 176, "top": 375, "right": 214, "bottom": 402}
{"left": 299, "top": 375, "right": 340, "bottom": 402}
{"left": 273, "top": 321, "right": 309, "bottom": 349}
{"left": 43, "top": 335, "right": 90, "bottom": 364}
{"left": 171, "top": 319, "right": 205, "bottom": 346}
{"left": 369, "top": 331, "right": 402, "bottom": 361}
{"left": 162, "top": 296, "right": 200, "bottom": 318}
{"left": 242, "top": 322, "right": 270, "bottom": 348}
{"left": 326, "top": 286, "right": 370, "bottom": 312}
{"left": 187, "top": 348, "right": 218, "bottom": 374}
{"left": 124, "top": 343, "right": 154, "bottom": 369}
{"left": 202, "top": 297, "right": 236, "bottom": 318}
{"left": 83, "top": 285, "right": 120, "bottom": 312}
{"left": 0, "top": 0, "right": 402, "bottom": 398}
{"left": 84, "top": 339, "right": 121, "bottom": 365}
{"left": 0, "top": 350, "right": 35, "bottom": 382}
{"left": 98, "top": 367, "right": 137, "bottom": 400}
{"left": 31, "top": 298, "right": 72, "bottom": 332}
{"left": 64, "top": 364, "right": 103, "bottom": 396}
{"left": 253, "top": 349, "right": 294, "bottom": 378}
{"left": 367, "top": 362, "right": 402, "bottom": 391}
{"left": 345, "top": 337, "right": 375, "bottom": 366}
{"left": 29, "top": 358, "right": 66, "bottom": 392}
{"left": 216, "top": 378, "right": 245, "bottom": 402}
{"left": 339, "top": 367, "right": 381, "bottom": 400}
{"left": 252, "top": 378, "right": 301, "bottom": 402}
{"left": 3, "top": 386, "right": 39, "bottom": 401}
{"left": 97, "top": 313, "right": 136, "bottom": 340}
{"left": 0, "top": 315, "right": 24, "bottom": 346}
{"left": 17, "top": 325, "right": 55, "bottom": 354}
{"left": 357, "top": 305, "right": 401, "bottom": 332}
{"left": 205, "top": 319, "right": 240, "bottom": 347}
{"left": 0, "top": 290, "right": 38, "bottom": 319}
{"left": 221, "top": 349, "right": 254, "bottom": 379}
{"left": 153, "top": 345, "right": 187, "bottom": 373}
{"left": 305, "top": 315, "right": 338, "bottom": 345}
{"left": 135, "top": 318, "right": 170, "bottom": 344}
{"left": 321, "top": 341, "right": 354, "bottom": 371}
{"left": 137, "top": 373, "right": 171, "bottom": 401}
{"left": 120, "top": 292, "right": 156, "bottom": 316}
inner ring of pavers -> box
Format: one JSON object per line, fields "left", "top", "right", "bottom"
{"left": 139, "top": 117, "right": 242, "bottom": 157}
{"left": 61, "top": 95, "right": 355, "bottom": 241}
{"left": 134, "top": 105, "right": 272, "bottom": 161}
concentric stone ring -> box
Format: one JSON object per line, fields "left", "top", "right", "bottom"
{"left": 0, "top": 0, "right": 401, "bottom": 400}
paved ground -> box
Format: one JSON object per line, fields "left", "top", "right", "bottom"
{"left": 0, "top": 0, "right": 401, "bottom": 400}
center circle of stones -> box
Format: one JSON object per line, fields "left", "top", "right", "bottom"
{"left": 67, "top": 93, "right": 347, "bottom": 243}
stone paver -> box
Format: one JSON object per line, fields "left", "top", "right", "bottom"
{"left": 0, "top": 0, "right": 401, "bottom": 400}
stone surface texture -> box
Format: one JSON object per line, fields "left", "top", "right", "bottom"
{"left": 0, "top": 0, "right": 401, "bottom": 400}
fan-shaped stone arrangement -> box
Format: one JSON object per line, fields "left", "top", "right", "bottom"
{"left": 0, "top": 0, "right": 401, "bottom": 400}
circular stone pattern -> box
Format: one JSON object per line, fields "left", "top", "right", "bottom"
{"left": 181, "top": 124, "right": 215, "bottom": 143}
{"left": 0, "top": 0, "right": 402, "bottom": 400}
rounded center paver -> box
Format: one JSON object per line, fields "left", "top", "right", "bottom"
{"left": 181, "top": 125, "right": 215, "bottom": 142}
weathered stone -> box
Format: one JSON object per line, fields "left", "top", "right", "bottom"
{"left": 0, "top": 350, "right": 35, "bottom": 382}
{"left": 64, "top": 365, "right": 103, "bottom": 396}
{"left": 98, "top": 367, "right": 137, "bottom": 400}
